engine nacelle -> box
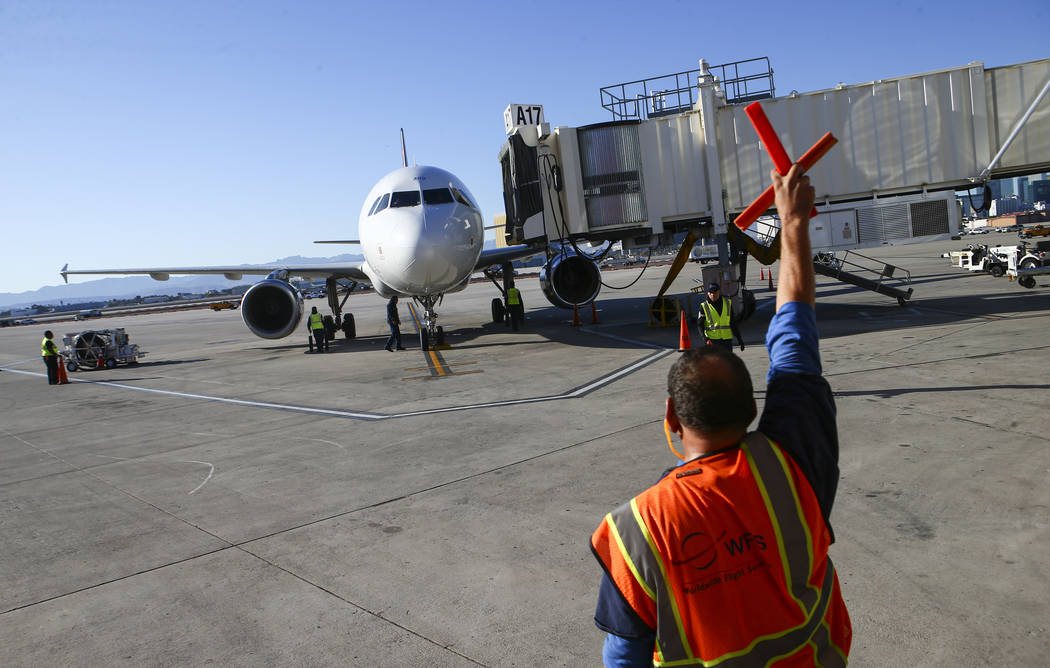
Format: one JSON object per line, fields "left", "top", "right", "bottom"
{"left": 539, "top": 250, "right": 602, "bottom": 309}
{"left": 240, "top": 279, "right": 304, "bottom": 339}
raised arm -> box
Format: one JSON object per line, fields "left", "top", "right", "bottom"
{"left": 772, "top": 164, "right": 816, "bottom": 311}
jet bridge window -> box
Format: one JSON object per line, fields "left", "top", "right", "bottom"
{"left": 423, "top": 188, "right": 455, "bottom": 205}
{"left": 450, "top": 186, "right": 476, "bottom": 210}
{"left": 372, "top": 193, "right": 390, "bottom": 215}
{"left": 390, "top": 190, "right": 421, "bottom": 208}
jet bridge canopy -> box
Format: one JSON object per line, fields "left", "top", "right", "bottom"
{"left": 500, "top": 57, "right": 1050, "bottom": 250}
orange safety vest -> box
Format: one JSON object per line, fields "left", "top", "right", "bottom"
{"left": 591, "top": 432, "right": 851, "bottom": 667}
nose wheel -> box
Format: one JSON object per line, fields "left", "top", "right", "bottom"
{"left": 415, "top": 296, "right": 446, "bottom": 350}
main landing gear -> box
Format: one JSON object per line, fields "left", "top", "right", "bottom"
{"left": 325, "top": 277, "right": 358, "bottom": 341}
{"left": 486, "top": 261, "right": 516, "bottom": 326}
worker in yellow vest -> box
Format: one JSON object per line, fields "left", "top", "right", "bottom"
{"left": 41, "top": 330, "right": 62, "bottom": 385}
{"left": 698, "top": 282, "right": 744, "bottom": 351}
{"left": 506, "top": 284, "right": 524, "bottom": 331}
{"left": 308, "top": 306, "right": 326, "bottom": 352}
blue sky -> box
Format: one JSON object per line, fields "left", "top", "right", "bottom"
{"left": 1, "top": 0, "right": 1047, "bottom": 294}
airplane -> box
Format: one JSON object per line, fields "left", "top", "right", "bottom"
{"left": 60, "top": 162, "right": 605, "bottom": 350}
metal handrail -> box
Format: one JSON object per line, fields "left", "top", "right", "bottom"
{"left": 600, "top": 57, "right": 775, "bottom": 121}
{"left": 817, "top": 250, "right": 913, "bottom": 288}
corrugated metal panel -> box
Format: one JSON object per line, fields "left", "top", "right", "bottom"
{"left": 577, "top": 123, "right": 647, "bottom": 228}
{"left": 638, "top": 113, "right": 710, "bottom": 224}
{"left": 719, "top": 64, "right": 989, "bottom": 211}
{"left": 984, "top": 59, "right": 1050, "bottom": 173}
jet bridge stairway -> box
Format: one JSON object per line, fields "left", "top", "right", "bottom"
{"left": 812, "top": 250, "right": 913, "bottom": 306}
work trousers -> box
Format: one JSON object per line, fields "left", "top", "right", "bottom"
{"left": 312, "top": 328, "right": 326, "bottom": 352}
{"left": 509, "top": 304, "right": 524, "bottom": 331}
{"left": 386, "top": 323, "right": 402, "bottom": 350}
{"left": 43, "top": 356, "right": 59, "bottom": 384}
{"left": 705, "top": 337, "right": 733, "bottom": 350}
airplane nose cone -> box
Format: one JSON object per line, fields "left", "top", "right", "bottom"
{"left": 365, "top": 210, "right": 477, "bottom": 294}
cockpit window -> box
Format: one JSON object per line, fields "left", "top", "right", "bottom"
{"left": 367, "top": 195, "right": 383, "bottom": 216}
{"left": 423, "top": 188, "right": 454, "bottom": 205}
{"left": 450, "top": 186, "right": 476, "bottom": 210}
{"left": 373, "top": 193, "right": 390, "bottom": 214}
{"left": 390, "top": 190, "right": 421, "bottom": 208}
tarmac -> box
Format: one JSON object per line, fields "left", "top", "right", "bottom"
{"left": 1, "top": 239, "right": 1048, "bottom": 667}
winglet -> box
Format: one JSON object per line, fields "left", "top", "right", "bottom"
{"left": 60, "top": 263, "right": 69, "bottom": 284}
{"left": 400, "top": 128, "right": 408, "bottom": 168}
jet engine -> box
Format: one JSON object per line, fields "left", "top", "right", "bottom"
{"left": 240, "top": 279, "right": 304, "bottom": 339}
{"left": 539, "top": 250, "right": 602, "bottom": 309}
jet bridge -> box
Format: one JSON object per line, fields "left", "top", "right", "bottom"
{"left": 499, "top": 56, "right": 1050, "bottom": 303}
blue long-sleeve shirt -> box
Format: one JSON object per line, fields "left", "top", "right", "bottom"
{"left": 595, "top": 301, "right": 839, "bottom": 667}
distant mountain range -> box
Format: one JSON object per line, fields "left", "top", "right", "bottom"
{"left": 3, "top": 240, "right": 506, "bottom": 310}
{"left": 1, "top": 253, "right": 366, "bottom": 310}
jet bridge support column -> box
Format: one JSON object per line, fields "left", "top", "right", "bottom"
{"left": 696, "top": 66, "right": 746, "bottom": 306}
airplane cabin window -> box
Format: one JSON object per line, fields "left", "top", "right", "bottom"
{"left": 374, "top": 193, "right": 390, "bottom": 213}
{"left": 368, "top": 195, "right": 383, "bottom": 216}
{"left": 450, "top": 186, "right": 476, "bottom": 210}
{"left": 423, "top": 188, "right": 454, "bottom": 205}
{"left": 390, "top": 190, "right": 421, "bottom": 208}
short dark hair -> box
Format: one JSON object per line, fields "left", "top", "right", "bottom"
{"left": 44, "top": 330, "right": 54, "bottom": 339}
{"left": 667, "top": 347, "right": 755, "bottom": 433}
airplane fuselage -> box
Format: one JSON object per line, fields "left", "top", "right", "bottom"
{"left": 358, "top": 165, "right": 483, "bottom": 298}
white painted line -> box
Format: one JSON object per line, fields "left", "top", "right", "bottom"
{"left": 183, "top": 460, "right": 215, "bottom": 495}
{"left": 579, "top": 328, "right": 668, "bottom": 350}
{"left": 0, "top": 358, "right": 41, "bottom": 368}
{"left": 297, "top": 437, "right": 346, "bottom": 450}
{"left": 1, "top": 347, "right": 674, "bottom": 422}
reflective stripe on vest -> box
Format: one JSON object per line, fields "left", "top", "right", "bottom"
{"left": 700, "top": 298, "right": 732, "bottom": 340}
{"left": 599, "top": 433, "right": 843, "bottom": 667}
{"left": 309, "top": 313, "right": 324, "bottom": 330}
{"left": 507, "top": 287, "right": 521, "bottom": 305}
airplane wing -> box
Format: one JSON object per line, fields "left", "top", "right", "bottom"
{"left": 473, "top": 245, "right": 543, "bottom": 272}
{"left": 60, "top": 262, "right": 371, "bottom": 284}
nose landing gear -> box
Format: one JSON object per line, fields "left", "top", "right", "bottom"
{"left": 414, "top": 295, "right": 446, "bottom": 351}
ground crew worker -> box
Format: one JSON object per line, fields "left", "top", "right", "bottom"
{"left": 591, "top": 163, "right": 851, "bottom": 667}
{"left": 698, "top": 282, "right": 744, "bottom": 351}
{"left": 385, "top": 296, "right": 405, "bottom": 351}
{"left": 41, "top": 330, "right": 62, "bottom": 385}
{"left": 308, "top": 306, "right": 325, "bottom": 352}
{"left": 506, "top": 284, "right": 524, "bottom": 331}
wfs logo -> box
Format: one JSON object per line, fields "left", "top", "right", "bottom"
{"left": 672, "top": 530, "right": 767, "bottom": 570}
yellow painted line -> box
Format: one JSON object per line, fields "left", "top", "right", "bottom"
{"left": 428, "top": 349, "right": 446, "bottom": 376}
{"left": 401, "top": 369, "right": 484, "bottom": 381}
{"left": 403, "top": 361, "right": 477, "bottom": 371}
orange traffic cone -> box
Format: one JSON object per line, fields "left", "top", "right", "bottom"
{"left": 572, "top": 304, "right": 581, "bottom": 327}
{"left": 760, "top": 267, "right": 765, "bottom": 280}
{"left": 591, "top": 301, "right": 599, "bottom": 324}
{"left": 768, "top": 268, "right": 774, "bottom": 291}
{"left": 56, "top": 357, "right": 70, "bottom": 384}
{"left": 678, "top": 310, "right": 692, "bottom": 351}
